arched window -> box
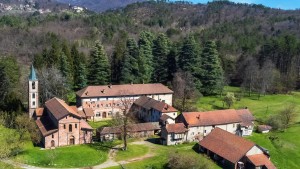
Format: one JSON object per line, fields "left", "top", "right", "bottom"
{"left": 32, "top": 93, "right": 35, "bottom": 99}
{"left": 51, "top": 140, "right": 55, "bottom": 147}
{"left": 69, "top": 124, "right": 72, "bottom": 132}
{"left": 32, "top": 81, "right": 35, "bottom": 90}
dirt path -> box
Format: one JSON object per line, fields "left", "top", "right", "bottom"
{"left": 92, "top": 140, "right": 155, "bottom": 169}
{"left": 1, "top": 140, "right": 155, "bottom": 169}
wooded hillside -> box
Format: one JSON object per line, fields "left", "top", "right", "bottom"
{"left": 1, "top": 1, "right": 300, "bottom": 108}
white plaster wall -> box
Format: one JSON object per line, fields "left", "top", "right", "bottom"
{"left": 246, "top": 146, "right": 263, "bottom": 156}
{"left": 165, "top": 112, "right": 177, "bottom": 119}
{"left": 186, "top": 123, "right": 239, "bottom": 141}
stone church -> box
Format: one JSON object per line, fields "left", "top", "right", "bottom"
{"left": 28, "top": 65, "right": 93, "bottom": 148}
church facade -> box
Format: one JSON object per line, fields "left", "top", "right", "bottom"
{"left": 28, "top": 66, "right": 93, "bottom": 149}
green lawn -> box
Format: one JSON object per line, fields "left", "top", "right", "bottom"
{"left": 115, "top": 144, "right": 149, "bottom": 161}
{"left": 0, "top": 161, "right": 21, "bottom": 169}
{"left": 88, "top": 119, "right": 112, "bottom": 129}
{"left": 197, "top": 86, "right": 300, "bottom": 120}
{"left": 105, "top": 142, "right": 221, "bottom": 169}
{"left": 197, "top": 86, "right": 300, "bottom": 169}
{"left": 14, "top": 141, "right": 117, "bottom": 168}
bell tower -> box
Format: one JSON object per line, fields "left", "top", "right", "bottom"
{"left": 28, "top": 65, "right": 38, "bottom": 118}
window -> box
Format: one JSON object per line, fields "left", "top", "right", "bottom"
{"left": 66, "top": 116, "right": 67, "bottom": 119}
{"left": 52, "top": 134, "right": 54, "bottom": 138}
{"left": 192, "top": 132, "right": 194, "bottom": 135}
{"left": 69, "top": 124, "right": 72, "bottom": 132}
{"left": 233, "top": 123, "right": 235, "bottom": 128}
{"left": 75, "top": 124, "right": 77, "bottom": 128}
{"left": 173, "top": 113, "right": 176, "bottom": 116}
{"left": 204, "top": 130, "right": 206, "bottom": 133}
{"left": 64, "top": 124, "right": 66, "bottom": 129}
{"left": 32, "top": 101, "right": 35, "bottom": 106}
{"left": 162, "top": 100, "right": 165, "bottom": 103}
{"left": 32, "top": 93, "right": 35, "bottom": 98}
{"left": 32, "top": 81, "right": 35, "bottom": 89}
{"left": 85, "top": 131, "right": 87, "bottom": 134}
{"left": 96, "top": 112, "right": 100, "bottom": 117}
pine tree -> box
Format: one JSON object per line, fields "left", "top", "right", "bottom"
{"left": 138, "top": 31, "right": 154, "bottom": 83}
{"left": 47, "top": 41, "right": 60, "bottom": 67}
{"left": 62, "top": 41, "right": 73, "bottom": 71}
{"left": 178, "top": 35, "right": 202, "bottom": 91}
{"left": 111, "top": 39, "right": 126, "bottom": 83}
{"left": 167, "top": 44, "right": 179, "bottom": 82}
{"left": 120, "top": 38, "right": 139, "bottom": 84}
{"left": 59, "top": 52, "right": 71, "bottom": 80}
{"left": 200, "top": 40, "right": 224, "bottom": 95}
{"left": 88, "top": 41, "right": 111, "bottom": 85}
{"left": 71, "top": 44, "right": 85, "bottom": 89}
{"left": 152, "top": 33, "right": 170, "bottom": 83}
{"left": 75, "top": 63, "right": 87, "bottom": 89}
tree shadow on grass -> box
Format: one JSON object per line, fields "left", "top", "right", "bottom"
{"left": 86, "top": 141, "right": 119, "bottom": 152}
{"left": 146, "top": 138, "right": 161, "bottom": 145}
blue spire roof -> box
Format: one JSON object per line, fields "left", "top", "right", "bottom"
{"left": 29, "top": 65, "right": 37, "bottom": 81}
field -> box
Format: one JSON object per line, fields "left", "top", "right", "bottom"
{"left": 115, "top": 144, "right": 149, "bottom": 161}
{"left": 197, "top": 86, "right": 300, "bottom": 169}
{"left": 88, "top": 119, "right": 112, "bottom": 129}
{"left": 13, "top": 141, "right": 117, "bottom": 168}
{"left": 0, "top": 161, "right": 20, "bottom": 169}
{"left": 105, "top": 142, "right": 221, "bottom": 169}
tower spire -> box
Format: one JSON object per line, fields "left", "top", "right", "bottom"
{"left": 29, "top": 64, "right": 37, "bottom": 81}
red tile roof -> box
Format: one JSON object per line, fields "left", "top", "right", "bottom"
{"left": 258, "top": 125, "right": 272, "bottom": 131}
{"left": 133, "top": 96, "right": 177, "bottom": 113}
{"left": 35, "top": 117, "right": 58, "bottom": 136}
{"left": 181, "top": 109, "right": 254, "bottom": 127}
{"left": 80, "top": 120, "right": 93, "bottom": 130}
{"left": 247, "top": 154, "right": 276, "bottom": 169}
{"left": 199, "top": 128, "right": 255, "bottom": 163}
{"left": 76, "top": 83, "right": 173, "bottom": 98}
{"left": 160, "top": 114, "right": 174, "bottom": 121}
{"left": 35, "top": 108, "right": 44, "bottom": 117}
{"left": 165, "top": 123, "right": 187, "bottom": 133}
{"left": 45, "top": 97, "right": 81, "bottom": 120}
{"left": 83, "top": 108, "right": 95, "bottom": 116}
{"left": 78, "top": 110, "right": 86, "bottom": 117}
{"left": 100, "top": 122, "right": 160, "bottom": 135}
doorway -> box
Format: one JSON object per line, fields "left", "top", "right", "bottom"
{"left": 69, "top": 136, "right": 75, "bottom": 145}
{"left": 102, "top": 112, "right": 107, "bottom": 118}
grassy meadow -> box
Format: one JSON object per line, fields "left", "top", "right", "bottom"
{"left": 13, "top": 141, "right": 120, "bottom": 168}
{"left": 197, "top": 86, "right": 300, "bottom": 169}
{"left": 105, "top": 142, "right": 221, "bottom": 169}
{"left": 115, "top": 144, "right": 149, "bottom": 161}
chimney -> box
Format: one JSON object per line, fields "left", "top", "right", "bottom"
{"left": 197, "top": 115, "right": 201, "bottom": 120}
{"left": 108, "top": 84, "right": 112, "bottom": 88}
{"left": 85, "top": 91, "right": 88, "bottom": 95}
{"left": 101, "top": 89, "right": 105, "bottom": 93}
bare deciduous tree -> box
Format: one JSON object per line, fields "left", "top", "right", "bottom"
{"left": 172, "top": 70, "right": 199, "bottom": 112}
{"left": 241, "top": 57, "right": 260, "bottom": 97}
{"left": 110, "top": 90, "right": 136, "bottom": 151}
{"left": 280, "top": 104, "right": 297, "bottom": 129}
{"left": 38, "top": 66, "right": 68, "bottom": 104}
